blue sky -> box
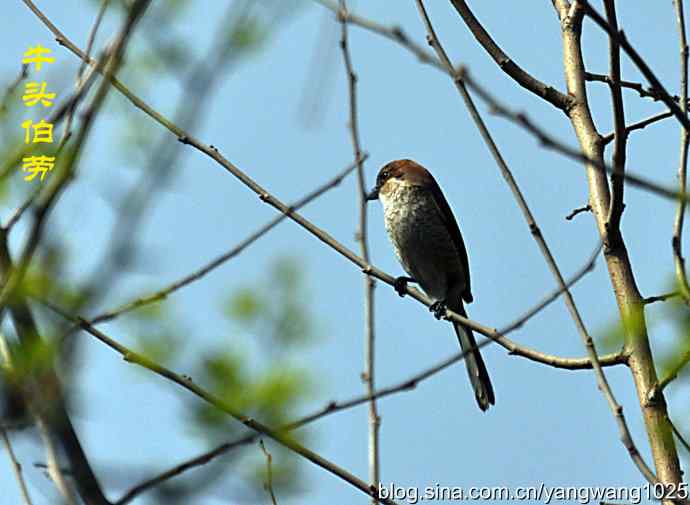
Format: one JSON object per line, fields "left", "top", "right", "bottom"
{"left": 1, "top": 1, "right": 688, "bottom": 504}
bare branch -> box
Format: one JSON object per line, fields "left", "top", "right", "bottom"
{"left": 672, "top": 0, "right": 690, "bottom": 303}
{"left": 1, "top": 428, "right": 34, "bottom": 505}
{"left": 338, "top": 1, "right": 379, "bottom": 497}
{"left": 413, "top": 10, "right": 632, "bottom": 464}
{"left": 115, "top": 437, "right": 254, "bottom": 505}
{"left": 565, "top": 204, "right": 591, "bottom": 220}
{"left": 602, "top": 110, "right": 674, "bottom": 146}
{"left": 642, "top": 291, "right": 680, "bottom": 305}
{"left": 448, "top": 0, "right": 573, "bottom": 112}
{"left": 585, "top": 72, "right": 677, "bottom": 103}
{"left": 603, "top": 0, "right": 627, "bottom": 244}
{"left": 259, "top": 440, "right": 279, "bottom": 505}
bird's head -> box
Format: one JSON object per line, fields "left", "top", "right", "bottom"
{"left": 366, "top": 159, "right": 432, "bottom": 201}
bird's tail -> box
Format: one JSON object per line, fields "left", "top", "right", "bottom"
{"left": 452, "top": 303, "right": 495, "bottom": 411}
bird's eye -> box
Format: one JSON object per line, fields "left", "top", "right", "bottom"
{"left": 381, "top": 170, "right": 389, "bottom": 180}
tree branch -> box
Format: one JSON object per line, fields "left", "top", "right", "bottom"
{"left": 585, "top": 72, "right": 678, "bottom": 103}
{"left": 553, "top": 0, "right": 682, "bottom": 492}
{"left": 602, "top": 110, "right": 674, "bottom": 146}
{"left": 603, "top": 0, "right": 627, "bottom": 245}
{"left": 671, "top": 0, "right": 690, "bottom": 304}
{"left": 338, "top": 1, "right": 379, "bottom": 498}
{"left": 448, "top": 0, "right": 573, "bottom": 112}
{"left": 259, "top": 440, "right": 279, "bottom": 505}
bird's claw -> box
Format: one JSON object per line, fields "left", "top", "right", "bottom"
{"left": 429, "top": 301, "right": 447, "bottom": 320}
{"left": 393, "top": 276, "right": 415, "bottom": 297}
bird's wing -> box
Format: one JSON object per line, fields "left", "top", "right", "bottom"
{"left": 427, "top": 177, "right": 473, "bottom": 303}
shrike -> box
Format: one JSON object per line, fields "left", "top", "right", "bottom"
{"left": 366, "top": 159, "right": 494, "bottom": 411}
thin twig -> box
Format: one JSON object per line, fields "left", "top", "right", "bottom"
{"left": 259, "top": 440, "right": 279, "bottom": 505}
{"left": 565, "top": 204, "right": 591, "bottom": 220}
{"left": 114, "top": 437, "right": 254, "bottom": 505}
{"left": 672, "top": 0, "right": 690, "bottom": 304}
{"left": 1, "top": 428, "right": 34, "bottom": 505}
{"left": 457, "top": 65, "right": 686, "bottom": 201}
{"left": 602, "top": 110, "right": 674, "bottom": 146}
{"left": 642, "top": 291, "right": 680, "bottom": 305}
{"left": 338, "top": 1, "right": 379, "bottom": 498}
{"left": 585, "top": 72, "right": 676, "bottom": 103}
{"left": 603, "top": 0, "right": 627, "bottom": 245}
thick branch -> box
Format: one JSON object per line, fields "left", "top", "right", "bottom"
{"left": 555, "top": 0, "right": 683, "bottom": 491}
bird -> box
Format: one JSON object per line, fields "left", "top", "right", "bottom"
{"left": 366, "top": 159, "right": 494, "bottom": 411}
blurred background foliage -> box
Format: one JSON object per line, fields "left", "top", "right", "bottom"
{"left": 1, "top": 1, "right": 320, "bottom": 503}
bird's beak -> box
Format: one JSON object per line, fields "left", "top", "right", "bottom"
{"left": 365, "top": 186, "right": 379, "bottom": 201}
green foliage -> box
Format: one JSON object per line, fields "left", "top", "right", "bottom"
{"left": 188, "top": 256, "right": 316, "bottom": 499}
{"left": 229, "top": 16, "right": 268, "bottom": 53}
{"left": 598, "top": 279, "right": 690, "bottom": 385}
{"left": 225, "top": 257, "right": 314, "bottom": 346}
{"left": 656, "top": 296, "right": 690, "bottom": 384}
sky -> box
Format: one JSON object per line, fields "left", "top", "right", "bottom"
{"left": 1, "top": 1, "right": 689, "bottom": 504}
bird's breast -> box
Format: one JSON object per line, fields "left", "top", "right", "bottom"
{"left": 380, "top": 184, "right": 465, "bottom": 301}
